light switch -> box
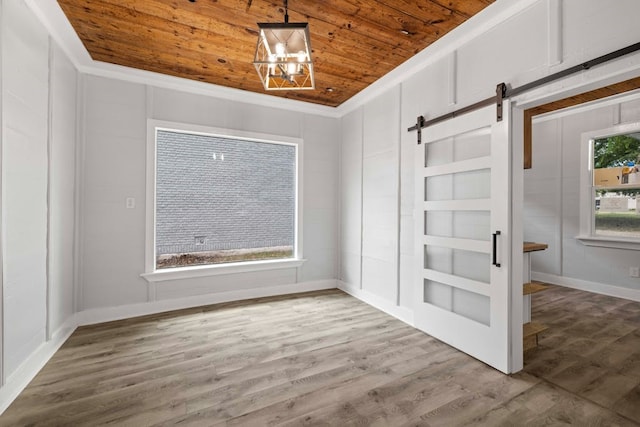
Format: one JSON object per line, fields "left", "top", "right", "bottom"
{"left": 126, "top": 197, "right": 135, "bottom": 209}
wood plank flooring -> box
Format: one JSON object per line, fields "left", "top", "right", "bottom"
{"left": 1, "top": 287, "right": 639, "bottom": 426}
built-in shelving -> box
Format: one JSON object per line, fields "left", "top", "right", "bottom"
{"left": 523, "top": 321, "right": 549, "bottom": 352}
{"left": 523, "top": 281, "right": 550, "bottom": 295}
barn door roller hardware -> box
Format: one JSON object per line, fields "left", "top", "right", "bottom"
{"left": 408, "top": 41, "right": 640, "bottom": 144}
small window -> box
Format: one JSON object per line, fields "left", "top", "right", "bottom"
{"left": 143, "top": 120, "right": 303, "bottom": 280}
{"left": 579, "top": 123, "right": 640, "bottom": 249}
{"left": 593, "top": 134, "right": 640, "bottom": 238}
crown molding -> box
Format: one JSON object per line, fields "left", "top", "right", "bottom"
{"left": 335, "top": 0, "right": 541, "bottom": 116}
{"left": 24, "top": 0, "right": 541, "bottom": 119}
{"left": 22, "top": 0, "right": 341, "bottom": 118}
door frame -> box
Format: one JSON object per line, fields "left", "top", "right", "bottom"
{"left": 508, "top": 55, "right": 640, "bottom": 371}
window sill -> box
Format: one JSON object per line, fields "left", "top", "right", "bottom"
{"left": 141, "top": 258, "right": 306, "bottom": 283}
{"left": 576, "top": 235, "right": 640, "bottom": 251}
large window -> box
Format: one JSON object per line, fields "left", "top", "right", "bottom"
{"left": 579, "top": 122, "right": 640, "bottom": 249}
{"left": 143, "top": 121, "right": 303, "bottom": 281}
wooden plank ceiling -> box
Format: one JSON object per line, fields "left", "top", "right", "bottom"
{"left": 57, "top": 0, "right": 494, "bottom": 107}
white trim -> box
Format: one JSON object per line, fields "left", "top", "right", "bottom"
{"left": 73, "top": 73, "right": 85, "bottom": 313}
{"left": 338, "top": 280, "right": 414, "bottom": 326}
{"left": 546, "top": 0, "right": 562, "bottom": 67}
{"left": 422, "top": 235, "right": 491, "bottom": 254}
{"left": 447, "top": 51, "right": 458, "bottom": 106}
{"left": 22, "top": 0, "right": 338, "bottom": 119}
{"left": 144, "top": 119, "right": 304, "bottom": 279}
{"left": 511, "top": 50, "right": 640, "bottom": 111}
{"left": 423, "top": 156, "right": 492, "bottom": 178}
{"left": 509, "top": 103, "right": 525, "bottom": 373}
{"left": 575, "top": 236, "right": 640, "bottom": 251}
{"left": 577, "top": 122, "right": 640, "bottom": 250}
{"left": 533, "top": 89, "right": 640, "bottom": 124}
{"left": 532, "top": 271, "right": 640, "bottom": 302}
{"left": 23, "top": 0, "right": 541, "bottom": 119}
{"left": 78, "top": 279, "right": 337, "bottom": 326}
{"left": 141, "top": 258, "right": 306, "bottom": 283}
{"left": 422, "top": 269, "right": 490, "bottom": 297}
{"left": 45, "top": 37, "right": 53, "bottom": 341}
{"left": 144, "top": 119, "right": 157, "bottom": 275}
{"left": 0, "top": 0, "right": 5, "bottom": 387}
{"left": 0, "top": 315, "right": 77, "bottom": 416}
{"left": 396, "top": 86, "right": 403, "bottom": 306}
{"left": 424, "top": 199, "right": 492, "bottom": 212}
{"left": 149, "top": 119, "right": 304, "bottom": 146}
{"left": 336, "top": 0, "right": 540, "bottom": 116}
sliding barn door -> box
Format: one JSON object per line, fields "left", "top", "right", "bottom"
{"left": 414, "top": 102, "right": 512, "bottom": 373}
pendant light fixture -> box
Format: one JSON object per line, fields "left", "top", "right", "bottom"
{"left": 253, "top": 0, "right": 314, "bottom": 90}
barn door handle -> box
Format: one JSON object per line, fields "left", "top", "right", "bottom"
{"left": 492, "top": 231, "right": 501, "bottom": 267}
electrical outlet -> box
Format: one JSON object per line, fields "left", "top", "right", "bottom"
{"left": 125, "top": 197, "right": 135, "bottom": 209}
{"left": 630, "top": 267, "right": 640, "bottom": 278}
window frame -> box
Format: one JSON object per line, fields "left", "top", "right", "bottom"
{"left": 142, "top": 119, "right": 305, "bottom": 283}
{"left": 577, "top": 121, "right": 640, "bottom": 250}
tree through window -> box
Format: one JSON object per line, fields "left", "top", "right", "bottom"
{"left": 592, "top": 132, "right": 640, "bottom": 238}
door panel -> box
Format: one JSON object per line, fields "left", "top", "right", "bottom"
{"left": 414, "top": 102, "right": 511, "bottom": 373}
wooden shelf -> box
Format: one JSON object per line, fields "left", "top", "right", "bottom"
{"left": 523, "top": 322, "right": 548, "bottom": 338}
{"left": 523, "top": 281, "right": 550, "bottom": 295}
{"left": 523, "top": 242, "right": 548, "bottom": 252}
{"left": 523, "top": 321, "right": 548, "bottom": 352}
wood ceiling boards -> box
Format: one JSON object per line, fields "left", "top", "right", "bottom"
{"left": 57, "top": 0, "right": 494, "bottom": 107}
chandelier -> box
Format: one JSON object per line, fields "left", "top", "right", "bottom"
{"left": 253, "top": 0, "right": 314, "bottom": 90}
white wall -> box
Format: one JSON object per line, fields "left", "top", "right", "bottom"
{"left": 0, "top": 0, "right": 76, "bottom": 393}
{"left": 526, "top": 95, "right": 640, "bottom": 294}
{"left": 2, "top": 0, "right": 49, "bottom": 379}
{"left": 49, "top": 42, "right": 77, "bottom": 335}
{"left": 361, "top": 87, "right": 400, "bottom": 303}
{"left": 339, "top": 0, "right": 640, "bottom": 316}
{"left": 78, "top": 77, "right": 339, "bottom": 311}
{"left": 339, "top": 108, "right": 363, "bottom": 288}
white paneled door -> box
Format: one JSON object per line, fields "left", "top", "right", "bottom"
{"left": 414, "top": 102, "right": 512, "bottom": 373}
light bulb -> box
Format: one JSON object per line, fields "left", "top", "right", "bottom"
{"left": 297, "top": 50, "right": 306, "bottom": 62}
{"left": 287, "top": 63, "right": 297, "bottom": 75}
{"left": 275, "top": 43, "right": 285, "bottom": 56}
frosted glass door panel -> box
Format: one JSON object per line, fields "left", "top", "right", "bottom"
{"left": 425, "top": 211, "right": 490, "bottom": 241}
{"left": 424, "top": 246, "right": 490, "bottom": 284}
{"left": 425, "top": 128, "right": 491, "bottom": 167}
{"left": 414, "top": 102, "right": 512, "bottom": 373}
{"left": 453, "top": 287, "right": 490, "bottom": 325}
{"left": 425, "top": 169, "right": 490, "bottom": 201}
{"left": 423, "top": 279, "right": 452, "bottom": 311}
{"left": 424, "top": 279, "right": 490, "bottom": 326}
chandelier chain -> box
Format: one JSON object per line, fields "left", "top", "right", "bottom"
{"left": 284, "top": 0, "right": 289, "bottom": 23}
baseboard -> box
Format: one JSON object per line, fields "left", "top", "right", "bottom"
{"left": 0, "top": 315, "right": 78, "bottom": 415}
{"left": 338, "top": 280, "right": 414, "bottom": 326}
{"left": 77, "top": 279, "right": 338, "bottom": 326}
{"left": 532, "top": 272, "right": 640, "bottom": 302}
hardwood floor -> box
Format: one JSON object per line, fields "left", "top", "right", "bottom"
{"left": 523, "top": 284, "right": 640, "bottom": 424}
{"left": 1, "top": 287, "right": 639, "bottom": 426}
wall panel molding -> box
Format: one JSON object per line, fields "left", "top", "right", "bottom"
{"left": 547, "top": 0, "right": 563, "bottom": 67}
